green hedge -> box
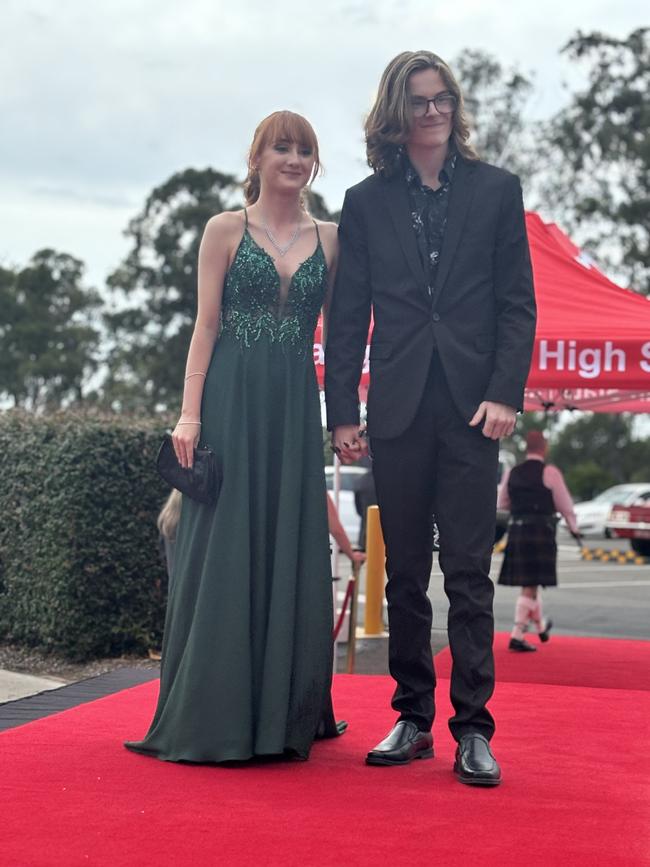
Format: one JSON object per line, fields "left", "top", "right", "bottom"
{"left": 0, "top": 410, "right": 171, "bottom": 660}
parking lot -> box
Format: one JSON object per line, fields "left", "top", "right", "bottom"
{"left": 336, "top": 530, "right": 650, "bottom": 647}
{"left": 488, "top": 534, "right": 649, "bottom": 640}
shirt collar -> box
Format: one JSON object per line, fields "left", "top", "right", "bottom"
{"left": 402, "top": 145, "right": 457, "bottom": 190}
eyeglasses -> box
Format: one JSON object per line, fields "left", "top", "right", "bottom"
{"left": 409, "top": 93, "right": 457, "bottom": 117}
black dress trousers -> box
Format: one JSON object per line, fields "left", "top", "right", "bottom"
{"left": 370, "top": 352, "right": 499, "bottom": 741}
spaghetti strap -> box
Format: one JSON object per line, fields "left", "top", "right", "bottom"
{"left": 244, "top": 207, "right": 249, "bottom": 228}
{"left": 312, "top": 219, "right": 321, "bottom": 243}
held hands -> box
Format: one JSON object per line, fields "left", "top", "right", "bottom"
{"left": 332, "top": 424, "right": 369, "bottom": 464}
{"left": 172, "top": 419, "right": 201, "bottom": 469}
{"left": 469, "top": 401, "right": 516, "bottom": 440}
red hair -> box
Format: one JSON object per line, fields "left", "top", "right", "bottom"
{"left": 526, "top": 430, "right": 548, "bottom": 455}
{"left": 243, "top": 111, "right": 321, "bottom": 205}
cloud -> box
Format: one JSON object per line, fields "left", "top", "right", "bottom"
{"left": 31, "top": 186, "right": 135, "bottom": 209}
{"left": 0, "top": 0, "right": 646, "bottom": 284}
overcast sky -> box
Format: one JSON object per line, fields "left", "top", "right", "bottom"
{"left": 1, "top": 0, "right": 645, "bottom": 289}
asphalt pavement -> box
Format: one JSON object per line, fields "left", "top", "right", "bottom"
{"left": 329, "top": 531, "right": 649, "bottom": 674}
{"left": 335, "top": 529, "right": 649, "bottom": 645}
{"left": 489, "top": 534, "right": 649, "bottom": 639}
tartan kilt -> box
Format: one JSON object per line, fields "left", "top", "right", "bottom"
{"left": 498, "top": 519, "right": 558, "bottom": 587}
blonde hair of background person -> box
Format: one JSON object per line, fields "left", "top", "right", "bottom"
{"left": 157, "top": 489, "right": 182, "bottom": 583}
{"left": 364, "top": 49, "right": 478, "bottom": 176}
{"left": 158, "top": 489, "right": 182, "bottom": 542}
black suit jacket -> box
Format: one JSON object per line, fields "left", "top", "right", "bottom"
{"left": 324, "top": 156, "right": 537, "bottom": 439}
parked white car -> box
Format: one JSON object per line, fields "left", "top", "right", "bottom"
{"left": 560, "top": 483, "right": 650, "bottom": 538}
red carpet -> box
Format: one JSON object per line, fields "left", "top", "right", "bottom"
{"left": 436, "top": 633, "right": 650, "bottom": 690}
{"left": 1, "top": 641, "right": 650, "bottom": 866}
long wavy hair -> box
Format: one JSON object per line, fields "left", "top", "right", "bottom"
{"left": 243, "top": 111, "right": 322, "bottom": 205}
{"left": 157, "top": 489, "right": 182, "bottom": 541}
{"left": 365, "top": 51, "right": 478, "bottom": 176}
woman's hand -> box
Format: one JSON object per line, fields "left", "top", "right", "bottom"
{"left": 172, "top": 420, "right": 201, "bottom": 469}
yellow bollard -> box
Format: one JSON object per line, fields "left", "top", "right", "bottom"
{"left": 364, "top": 505, "right": 386, "bottom": 635}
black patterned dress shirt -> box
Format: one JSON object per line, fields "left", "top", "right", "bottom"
{"left": 402, "top": 147, "right": 457, "bottom": 296}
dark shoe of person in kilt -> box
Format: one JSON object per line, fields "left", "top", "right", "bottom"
{"left": 509, "top": 637, "right": 537, "bottom": 652}
{"left": 538, "top": 618, "right": 553, "bottom": 642}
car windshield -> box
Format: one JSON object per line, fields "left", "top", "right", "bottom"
{"left": 593, "top": 486, "right": 645, "bottom": 505}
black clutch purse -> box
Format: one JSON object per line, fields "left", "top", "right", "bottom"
{"left": 156, "top": 433, "right": 221, "bottom": 505}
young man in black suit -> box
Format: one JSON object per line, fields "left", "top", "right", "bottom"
{"left": 325, "top": 51, "right": 536, "bottom": 786}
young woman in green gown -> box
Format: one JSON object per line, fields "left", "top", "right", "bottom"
{"left": 125, "top": 111, "right": 343, "bottom": 762}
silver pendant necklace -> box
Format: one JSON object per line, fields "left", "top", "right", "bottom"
{"left": 261, "top": 214, "right": 302, "bottom": 257}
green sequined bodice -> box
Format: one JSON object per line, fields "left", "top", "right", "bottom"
{"left": 221, "top": 228, "right": 327, "bottom": 351}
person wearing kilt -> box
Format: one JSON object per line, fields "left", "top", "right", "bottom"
{"left": 498, "top": 430, "right": 579, "bottom": 652}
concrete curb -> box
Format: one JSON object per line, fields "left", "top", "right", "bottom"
{"left": 0, "top": 669, "right": 67, "bottom": 704}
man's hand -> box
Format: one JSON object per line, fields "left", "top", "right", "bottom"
{"left": 469, "top": 401, "right": 516, "bottom": 440}
{"left": 332, "top": 424, "right": 369, "bottom": 463}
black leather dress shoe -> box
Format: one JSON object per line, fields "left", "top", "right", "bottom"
{"left": 454, "top": 733, "right": 501, "bottom": 786}
{"left": 366, "top": 721, "right": 434, "bottom": 766}
{"left": 539, "top": 618, "right": 553, "bottom": 643}
{"left": 509, "top": 637, "right": 537, "bottom": 652}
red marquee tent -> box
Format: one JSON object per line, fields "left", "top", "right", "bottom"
{"left": 313, "top": 213, "right": 650, "bottom": 413}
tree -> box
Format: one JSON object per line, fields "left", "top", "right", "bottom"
{"left": 563, "top": 461, "right": 616, "bottom": 502}
{"left": 541, "top": 28, "right": 650, "bottom": 293}
{"left": 0, "top": 251, "right": 101, "bottom": 410}
{"left": 549, "top": 413, "right": 650, "bottom": 491}
{"left": 453, "top": 48, "right": 536, "bottom": 185}
{"left": 104, "top": 168, "right": 242, "bottom": 411}
{"left": 304, "top": 189, "right": 337, "bottom": 222}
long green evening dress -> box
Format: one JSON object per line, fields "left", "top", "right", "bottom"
{"left": 125, "top": 211, "right": 338, "bottom": 762}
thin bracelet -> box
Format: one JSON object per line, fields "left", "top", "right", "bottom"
{"left": 184, "top": 372, "right": 206, "bottom": 381}
{"left": 177, "top": 421, "right": 202, "bottom": 426}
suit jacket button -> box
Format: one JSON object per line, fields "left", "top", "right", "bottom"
{"left": 432, "top": 312, "right": 440, "bottom": 322}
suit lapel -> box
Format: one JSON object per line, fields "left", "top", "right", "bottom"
{"left": 381, "top": 173, "right": 428, "bottom": 298}
{"left": 431, "top": 157, "right": 477, "bottom": 306}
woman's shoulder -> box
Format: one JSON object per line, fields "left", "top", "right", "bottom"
{"left": 314, "top": 219, "right": 338, "bottom": 261}
{"left": 204, "top": 209, "right": 246, "bottom": 239}
{"left": 314, "top": 218, "right": 338, "bottom": 237}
